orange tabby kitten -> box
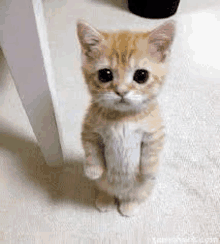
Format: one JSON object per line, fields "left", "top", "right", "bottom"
{"left": 77, "top": 20, "right": 175, "bottom": 216}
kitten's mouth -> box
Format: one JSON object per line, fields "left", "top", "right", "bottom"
{"left": 117, "top": 99, "right": 129, "bottom": 105}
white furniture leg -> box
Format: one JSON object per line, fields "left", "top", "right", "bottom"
{"left": 0, "top": 0, "right": 63, "bottom": 166}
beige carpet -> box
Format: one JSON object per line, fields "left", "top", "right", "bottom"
{"left": 0, "top": 0, "right": 220, "bottom": 242}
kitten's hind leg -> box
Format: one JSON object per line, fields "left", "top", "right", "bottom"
{"left": 118, "top": 200, "right": 141, "bottom": 217}
{"left": 95, "top": 190, "right": 116, "bottom": 212}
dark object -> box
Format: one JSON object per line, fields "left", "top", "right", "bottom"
{"left": 128, "top": 0, "right": 180, "bottom": 19}
{"left": 133, "top": 69, "right": 149, "bottom": 84}
{"left": 98, "top": 69, "right": 113, "bottom": 83}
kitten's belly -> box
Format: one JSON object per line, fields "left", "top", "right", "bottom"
{"left": 101, "top": 123, "right": 142, "bottom": 184}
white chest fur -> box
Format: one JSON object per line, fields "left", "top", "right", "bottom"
{"left": 99, "top": 122, "right": 143, "bottom": 175}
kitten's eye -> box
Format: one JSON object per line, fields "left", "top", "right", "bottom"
{"left": 133, "top": 69, "right": 149, "bottom": 84}
{"left": 98, "top": 69, "right": 113, "bottom": 83}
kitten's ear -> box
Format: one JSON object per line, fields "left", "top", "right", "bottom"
{"left": 77, "top": 20, "right": 104, "bottom": 58}
{"left": 148, "top": 21, "right": 175, "bottom": 62}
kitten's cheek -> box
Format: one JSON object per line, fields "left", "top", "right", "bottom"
{"left": 104, "top": 100, "right": 114, "bottom": 108}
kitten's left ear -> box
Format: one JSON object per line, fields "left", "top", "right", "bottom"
{"left": 77, "top": 20, "right": 104, "bottom": 58}
{"left": 148, "top": 20, "right": 175, "bottom": 62}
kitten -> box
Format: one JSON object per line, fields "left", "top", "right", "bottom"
{"left": 77, "top": 20, "right": 175, "bottom": 216}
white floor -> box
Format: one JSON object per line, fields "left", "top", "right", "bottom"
{"left": 1, "top": 0, "right": 220, "bottom": 243}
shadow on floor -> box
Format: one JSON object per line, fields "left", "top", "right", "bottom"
{"left": 0, "top": 119, "right": 96, "bottom": 209}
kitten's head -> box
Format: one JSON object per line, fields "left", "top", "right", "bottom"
{"left": 77, "top": 20, "right": 175, "bottom": 113}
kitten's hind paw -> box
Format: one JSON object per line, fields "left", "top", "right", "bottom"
{"left": 84, "top": 165, "right": 104, "bottom": 180}
{"left": 96, "top": 192, "right": 116, "bottom": 212}
{"left": 118, "top": 201, "right": 140, "bottom": 217}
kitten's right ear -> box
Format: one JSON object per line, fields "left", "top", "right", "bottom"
{"left": 77, "top": 20, "right": 104, "bottom": 58}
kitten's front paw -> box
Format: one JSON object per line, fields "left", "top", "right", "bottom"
{"left": 119, "top": 201, "right": 140, "bottom": 217}
{"left": 84, "top": 165, "right": 104, "bottom": 180}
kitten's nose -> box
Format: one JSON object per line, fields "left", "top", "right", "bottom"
{"left": 115, "top": 88, "right": 129, "bottom": 97}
